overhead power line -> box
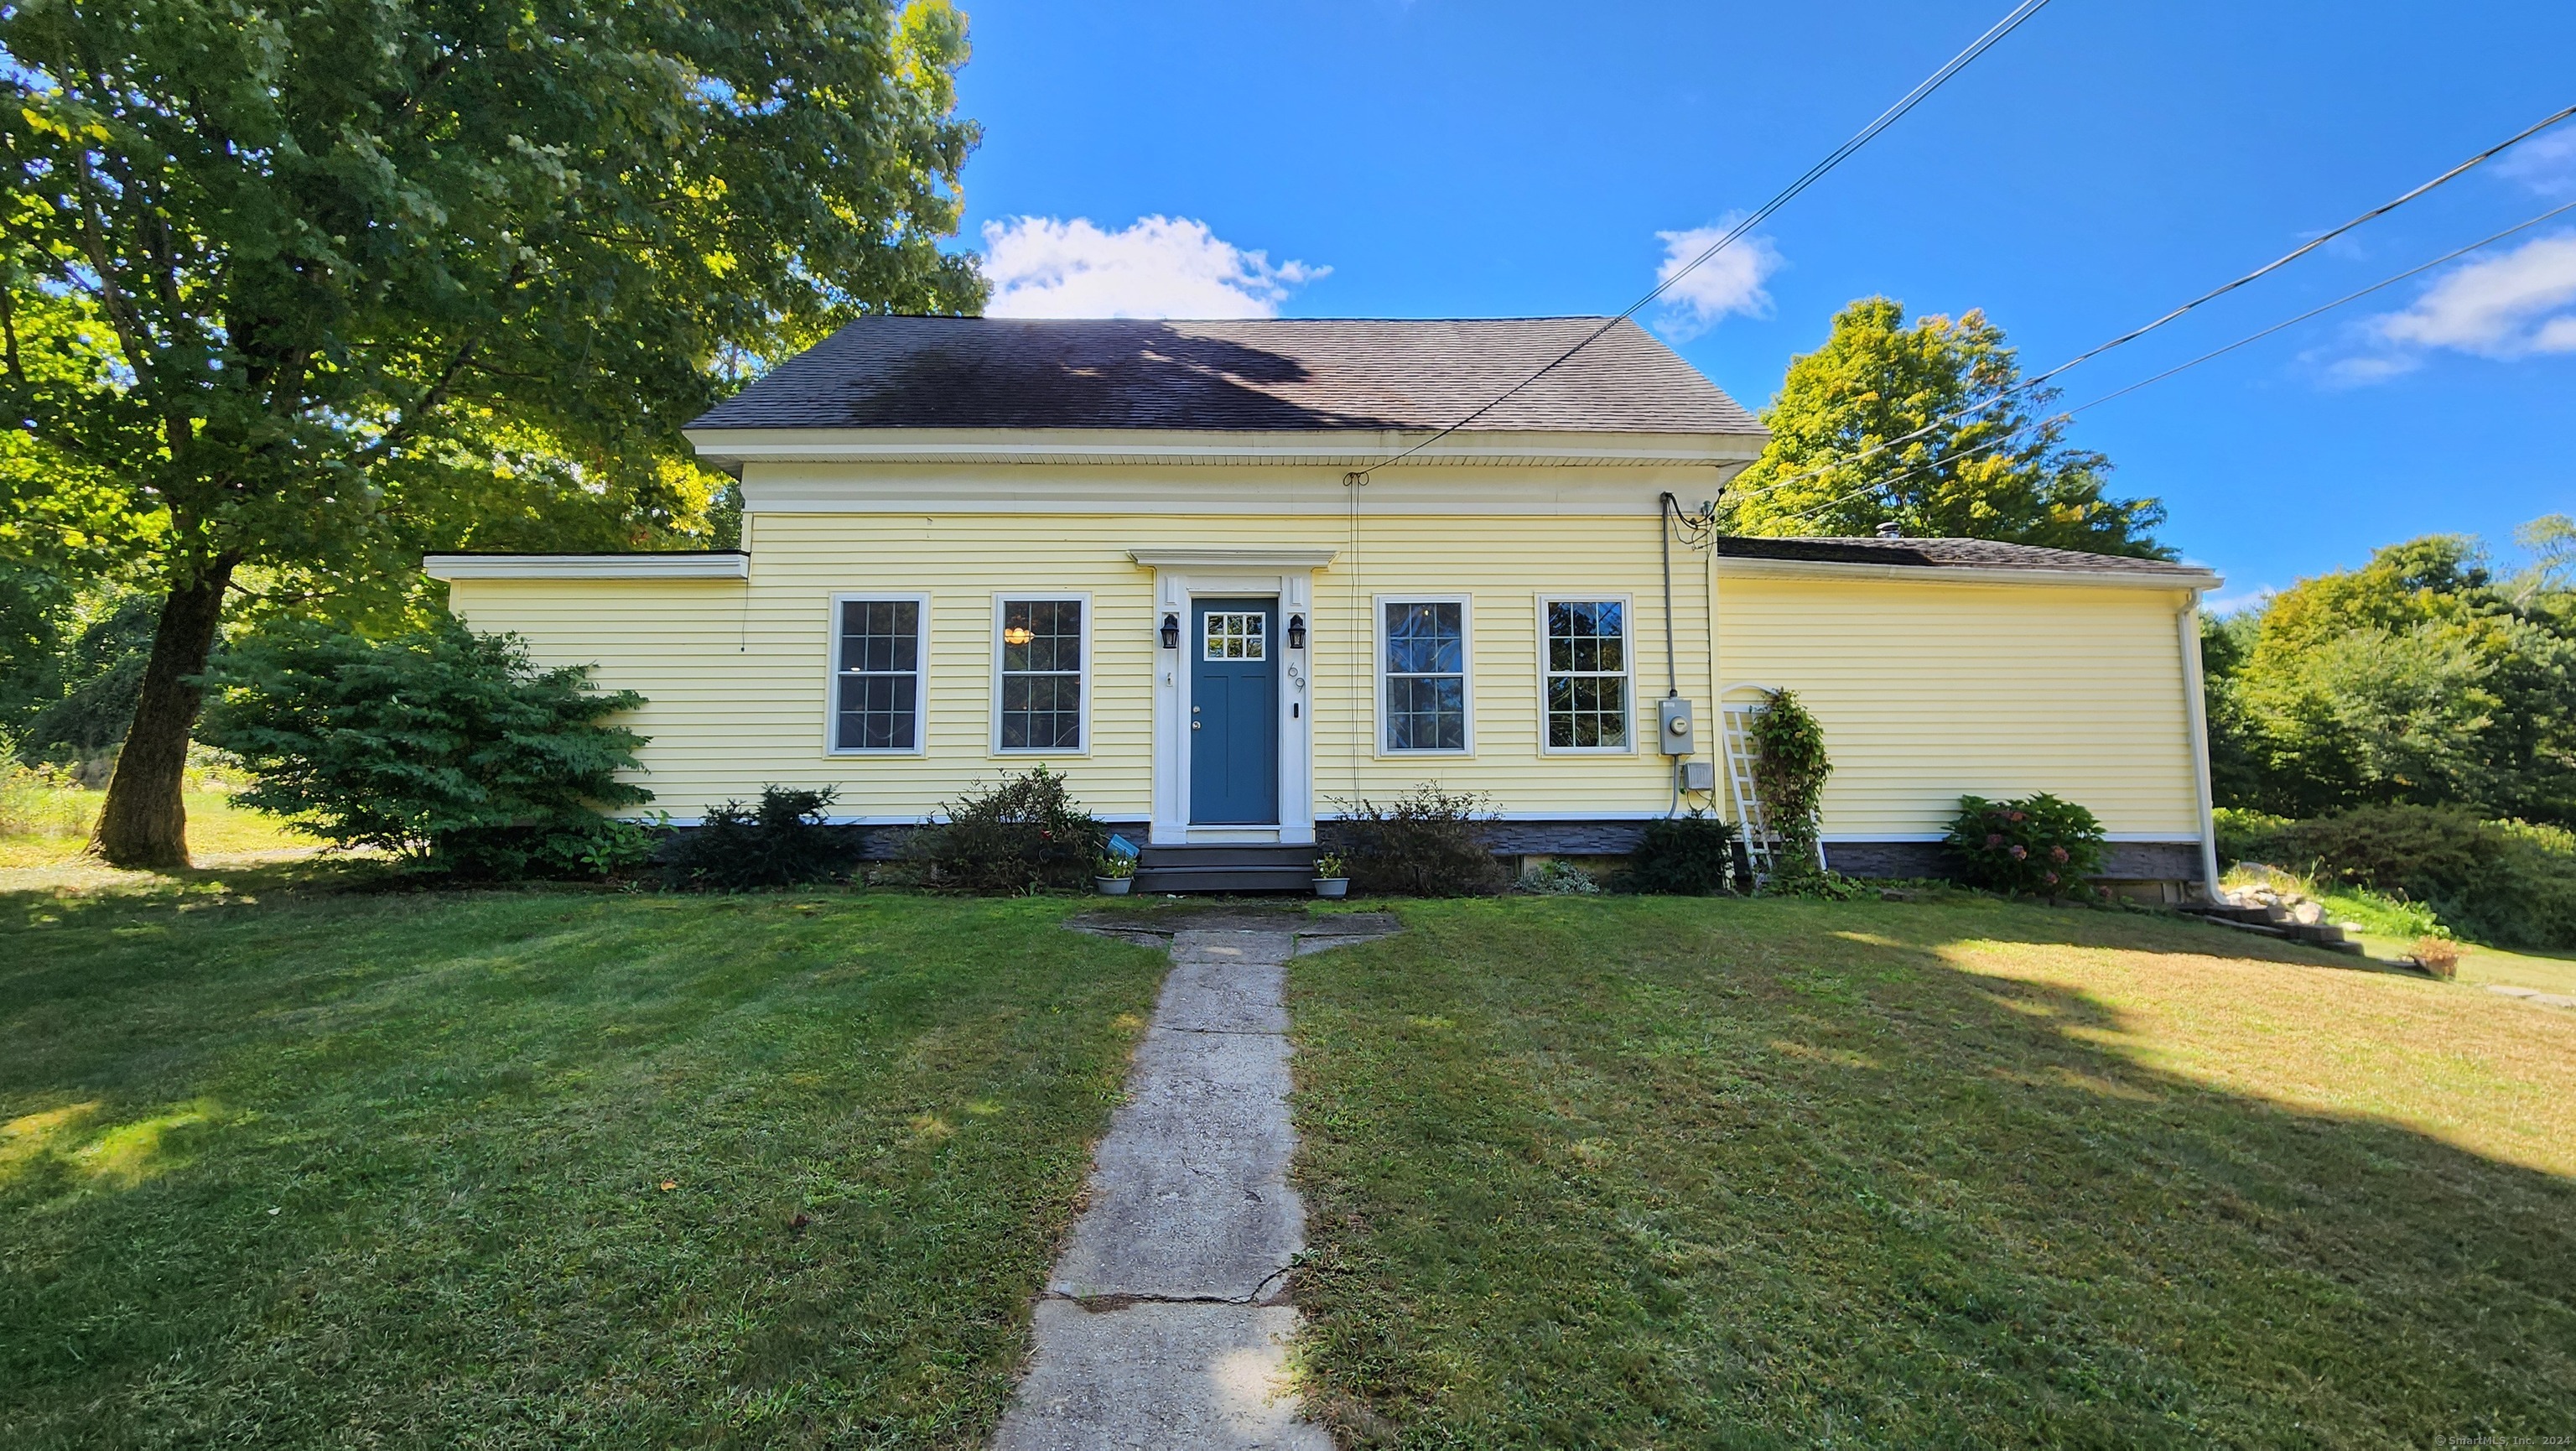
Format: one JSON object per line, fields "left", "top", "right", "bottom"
{"left": 1343, "top": 0, "right": 2062, "bottom": 483}
{"left": 1726, "top": 100, "right": 2576, "bottom": 511}
{"left": 1760, "top": 195, "right": 2576, "bottom": 532}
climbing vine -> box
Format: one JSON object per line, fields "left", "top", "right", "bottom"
{"left": 1750, "top": 689, "right": 1837, "bottom": 893}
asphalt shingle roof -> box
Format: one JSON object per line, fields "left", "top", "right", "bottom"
{"left": 1716, "top": 535, "right": 2205, "bottom": 576}
{"left": 690, "top": 316, "right": 1763, "bottom": 434}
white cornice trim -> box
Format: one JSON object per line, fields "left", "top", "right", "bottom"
{"left": 1716, "top": 556, "right": 2221, "bottom": 591}
{"left": 1129, "top": 547, "right": 1339, "bottom": 569}
{"left": 685, "top": 424, "right": 1767, "bottom": 470}
{"left": 423, "top": 553, "right": 750, "bottom": 581}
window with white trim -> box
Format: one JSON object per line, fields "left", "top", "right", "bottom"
{"left": 1382, "top": 600, "right": 1467, "bottom": 752}
{"left": 1202, "top": 610, "right": 1266, "bottom": 659}
{"left": 833, "top": 596, "right": 923, "bottom": 752}
{"left": 996, "top": 597, "right": 1084, "bottom": 750}
{"left": 1544, "top": 598, "right": 1629, "bottom": 750}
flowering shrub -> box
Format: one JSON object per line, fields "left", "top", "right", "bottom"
{"left": 911, "top": 764, "right": 1104, "bottom": 892}
{"left": 1945, "top": 793, "right": 2107, "bottom": 900}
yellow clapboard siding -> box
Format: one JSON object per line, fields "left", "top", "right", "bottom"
{"left": 444, "top": 507, "right": 2204, "bottom": 840}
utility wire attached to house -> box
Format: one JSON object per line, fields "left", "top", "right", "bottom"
{"left": 1758, "top": 193, "right": 2576, "bottom": 533}
{"left": 1722, "top": 101, "right": 2576, "bottom": 515}
{"left": 1337, "top": 0, "right": 2063, "bottom": 486}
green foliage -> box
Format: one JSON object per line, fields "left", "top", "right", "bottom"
{"left": 2223, "top": 804, "right": 2576, "bottom": 951}
{"left": 1750, "top": 688, "right": 1835, "bottom": 892}
{"left": 2204, "top": 530, "right": 2576, "bottom": 825}
{"left": 658, "top": 786, "right": 860, "bottom": 892}
{"left": 1946, "top": 793, "right": 2108, "bottom": 899}
{"left": 3, "top": 0, "right": 984, "bottom": 856}
{"left": 198, "top": 615, "right": 649, "bottom": 874}
{"left": 1727, "top": 299, "right": 2170, "bottom": 557}
{"left": 911, "top": 765, "right": 1105, "bottom": 893}
{"left": 1515, "top": 858, "right": 1604, "bottom": 896}
{"left": 1330, "top": 783, "right": 1508, "bottom": 897}
{"left": 1621, "top": 815, "right": 1737, "bottom": 896}
{"left": 12, "top": 590, "right": 156, "bottom": 767}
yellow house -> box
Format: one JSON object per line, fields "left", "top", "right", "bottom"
{"left": 427, "top": 317, "right": 2222, "bottom": 895}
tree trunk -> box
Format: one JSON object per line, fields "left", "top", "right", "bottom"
{"left": 91, "top": 560, "right": 236, "bottom": 868}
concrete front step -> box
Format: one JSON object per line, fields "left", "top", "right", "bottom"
{"left": 1132, "top": 843, "right": 1319, "bottom": 895}
{"left": 1133, "top": 866, "right": 1317, "bottom": 894}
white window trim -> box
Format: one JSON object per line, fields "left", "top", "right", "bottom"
{"left": 824, "top": 591, "right": 930, "bottom": 757}
{"left": 989, "top": 591, "right": 1093, "bottom": 757}
{"left": 1374, "top": 593, "right": 1474, "bottom": 757}
{"left": 1535, "top": 592, "right": 1639, "bottom": 756}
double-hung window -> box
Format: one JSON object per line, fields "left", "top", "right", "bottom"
{"left": 1381, "top": 599, "right": 1469, "bottom": 752}
{"left": 995, "top": 596, "right": 1086, "bottom": 751}
{"left": 1543, "top": 598, "right": 1631, "bottom": 751}
{"left": 832, "top": 595, "right": 925, "bottom": 752}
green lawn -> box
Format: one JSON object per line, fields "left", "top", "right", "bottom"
{"left": 1, "top": 876, "right": 1165, "bottom": 1448}
{"left": 0, "top": 785, "right": 313, "bottom": 870}
{"left": 1287, "top": 897, "right": 2576, "bottom": 1448}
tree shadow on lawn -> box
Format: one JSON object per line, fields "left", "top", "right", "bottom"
{"left": 1285, "top": 897, "right": 2576, "bottom": 1448}
{"left": 0, "top": 882, "right": 1168, "bottom": 1448}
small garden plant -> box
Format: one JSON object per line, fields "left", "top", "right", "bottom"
{"left": 1094, "top": 852, "right": 1135, "bottom": 880}
{"left": 1313, "top": 852, "right": 1348, "bottom": 881}
{"left": 1946, "top": 792, "right": 2107, "bottom": 900}
{"left": 1515, "top": 858, "right": 1602, "bottom": 895}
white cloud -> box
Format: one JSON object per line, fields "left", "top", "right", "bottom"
{"left": 979, "top": 216, "right": 1327, "bottom": 319}
{"left": 2205, "top": 585, "right": 2277, "bottom": 616}
{"left": 2496, "top": 128, "right": 2576, "bottom": 198}
{"left": 1650, "top": 215, "right": 1784, "bottom": 339}
{"left": 2371, "top": 231, "right": 2576, "bottom": 357}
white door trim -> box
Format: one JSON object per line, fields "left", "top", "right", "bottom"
{"left": 1150, "top": 566, "right": 1317, "bottom": 845}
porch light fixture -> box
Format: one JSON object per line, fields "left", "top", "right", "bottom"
{"left": 1160, "top": 613, "right": 1181, "bottom": 650}
{"left": 1286, "top": 613, "right": 1306, "bottom": 650}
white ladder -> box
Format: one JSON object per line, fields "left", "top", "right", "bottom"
{"left": 1719, "top": 699, "right": 1778, "bottom": 882}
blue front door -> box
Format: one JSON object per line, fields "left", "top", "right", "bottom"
{"left": 1191, "top": 598, "right": 1280, "bottom": 824}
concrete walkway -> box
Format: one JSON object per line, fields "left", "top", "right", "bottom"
{"left": 995, "top": 918, "right": 1388, "bottom": 1450}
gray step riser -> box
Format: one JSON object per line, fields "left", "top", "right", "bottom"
{"left": 1138, "top": 847, "right": 1317, "bottom": 867}
{"left": 1133, "top": 870, "right": 1317, "bottom": 893}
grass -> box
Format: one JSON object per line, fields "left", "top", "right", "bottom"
{"left": 1286, "top": 896, "right": 2576, "bottom": 1447}
{"left": 0, "top": 874, "right": 1166, "bottom": 1448}
{"left": 2230, "top": 866, "right": 2576, "bottom": 998}
{"left": 0, "top": 783, "right": 310, "bottom": 869}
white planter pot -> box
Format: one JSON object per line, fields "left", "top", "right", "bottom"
{"left": 1095, "top": 876, "right": 1133, "bottom": 896}
{"left": 1312, "top": 877, "right": 1349, "bottom": 898}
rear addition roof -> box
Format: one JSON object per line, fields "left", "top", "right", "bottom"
{"left": 1718, "top": 535, "right": 2217, "bottom": 586}
{"left": 689, "top": 316, "right": 1763, "bottom": 434}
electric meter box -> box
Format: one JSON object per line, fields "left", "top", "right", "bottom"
{"left": 1657, "top": 696, "right": 1696, "bottom": 757}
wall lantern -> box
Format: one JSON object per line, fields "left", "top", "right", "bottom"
{"left": 1286, "top": 613, "right": 1307, "bottom": 650}
{"left": 1161, "top": 613, "right": 1181, "bottom": 650}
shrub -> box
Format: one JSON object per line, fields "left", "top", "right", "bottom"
{"left": 1516, "top": 858, "right": 1602, "bottom": 895}
{"left": 200, "top": 616, "right": 650, "bottom": 876}
{"left": 0, "top": 740, "right": 88, "bottom": 840}
{"left": 1623, "top": 814, "right": 1737, "bottom": 895}
{"left": 911, "top": 765, "right": 1104, "bottom": 892}
{"left": 1330, "top": 783, "right": 1506, "bottom": 897}
{"left": 659, "top": 786, "right": 860, "bottom": 891}
{"left": 2261, "top": 804, "right": 2576, "bottom": 950}
{"left": 2212, "top": 806, "right": 2293, "bottom": 870}
{"left": 1945, "top": 793, "right": 2108, "bottom": 900}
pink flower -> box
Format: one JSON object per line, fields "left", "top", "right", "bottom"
{"left": 2049, "top": 845, "right": 2069, "bottom": 863}
{"left": 2044, "top": 871, "right": 2059, "bottom": 886}
{"left": 1985, "top": 833, "right": 2004, "bottom": 849}
{"left": 2007, "top": 810, "right": 2027, "bottom": 824}
{"left": 2008, "top": 845, "right": 2027, "bottom": 861}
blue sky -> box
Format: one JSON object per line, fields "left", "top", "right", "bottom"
{"left": 946, "top": 1, "right": 2576, "bottom": 607}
